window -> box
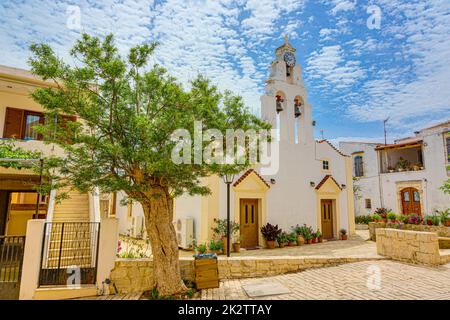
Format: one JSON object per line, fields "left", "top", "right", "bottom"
{"left": 3, "top": 107, "right": 76, "bottom": 141}
{"left": 354, "top": 155, "right": 364, "bottom": 177}
{"left": 23, "top": 112, "right": 44, "bottom": 140}
{"left": 322, "top": 160, "right": 329, "bottom": 170}
{"left": 127, "top": 200, "right": 133, "bottom": 218}
{"left": 446, "top": 135, "right": 450, "bottom": 162}
{"left": 365, "top": 199, "right": 372, "bottom": 209}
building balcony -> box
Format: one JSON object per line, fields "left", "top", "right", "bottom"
{"left": 376, "top": 138, "right": 425, "bottom": 174}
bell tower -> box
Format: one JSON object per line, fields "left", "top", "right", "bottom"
{"left": 260, "top": 36, "right": 313, "bottom": 146}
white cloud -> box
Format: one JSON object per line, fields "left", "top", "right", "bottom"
{"left": 345, "top": 0, "right": 450, "bottom": 133}
{"left": 329, "top": 0, "right": 356, "bottom": 16}
{"left": 305, "top": 45, "right": 365, "bottom": 90}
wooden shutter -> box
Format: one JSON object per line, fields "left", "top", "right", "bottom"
{"left": 3, "top": 107, "right": 24, "bottom": 139}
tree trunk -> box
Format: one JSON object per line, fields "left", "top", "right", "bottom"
{"left": 141, "top": 186, "right": 187, "bottom": 296}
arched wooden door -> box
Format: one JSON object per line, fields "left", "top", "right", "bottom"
{"left": 400, "top": 187, "right": 421, "bottom": 215}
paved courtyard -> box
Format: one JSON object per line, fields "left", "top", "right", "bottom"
{"left": 198, "top": 260, "right": 450, "bottom": 300}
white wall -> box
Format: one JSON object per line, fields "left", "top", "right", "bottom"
{"left": 340, "top": 142, "right": 382, "bottom": 216}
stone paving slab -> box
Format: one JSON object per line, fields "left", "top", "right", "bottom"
{"left": 198, "top": 260, "right": 450, "bottom": 300}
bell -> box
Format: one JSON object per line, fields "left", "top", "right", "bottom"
{"left": 276, "top": 100, "right": 283, "bottom": 113}
{"left": 294, "top": 104, "right": 301, "bottom": 118}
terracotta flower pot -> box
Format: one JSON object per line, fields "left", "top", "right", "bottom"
{"left": 445, "top": 220, "right": 450, "bottom": 227}
{"left": 318, "top": 237, "right": 323, "bottom": 243}
{"left": 340, "top": 234, "right": 348, "bottom": 240}
{"left": 296, "top": 235, "right": 305, "bottom": 246}
{"left": 233, "top": 243, "right": 240, "bottom": 253}
{"left": 266, "top": 240, "right": 276, "bottom": 249}
{"left": 306, "top": 239, "right": 312, "bottom": 244}
{"left": 288, "top": 241, "right": 296, "bottom": 247}
{"left": 312, "top": 237, "right": 317, "bottom": 243}
{"left": 279, "top": 242, "right": 286, "bottom": 248}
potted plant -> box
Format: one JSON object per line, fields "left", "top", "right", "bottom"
{"left": 211, "top": 219, "right": 240, "bottom": 255}
{"left": 437, "top": 209, "right": 450, "bottom": 227}
{"left": 195, "top": 243, "right": 208, "bottom": 254}
{"left": 386, "top": 212, "right": 397, "bottom": 223}
{"left": 260, "top": 223, "right": 281, "bottom": 249}
{"left": 316, "top": 229, "right": 323, "bottom": 243}
{"left": 303, "top": 226, "right": 313, "bottom": 244}
{"left": 408, "top": 214, "right": 423, "bottom": 225}
{"left": 287, "top": 232, "right": 297, "bottom": 246}
{"left": 395, "top": 157, "right": 409, "bottom": 172}
{"left": 292, "top": 224, "right": 305, "bottom": 246}
{"left": 374, "top": 208, "right": 390, "bottom": 223}
{"left": 208, "top": 239, "right": 223, "bottom": 255}
{"left": 340, "top": 229, "right": 348, "bottom": 240}
{"left": 232, "top": 225, "right": 241, "bottom": 253}
{"left": 388, "top": 166, "right": 395, "bottom": 173}
{"left": 277, "top": 232, "right": 288, "bottom": 248}
{"left": 311, "top": 231, "right": 318, "bottom": 243}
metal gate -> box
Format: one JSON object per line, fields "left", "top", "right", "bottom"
{"left": 0, "top": 236, "right": 26, "bottom": 300}
{"left": 38, "top": 222, "right": 100, "bottom": 286}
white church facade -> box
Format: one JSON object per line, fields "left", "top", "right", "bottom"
{"left": 117, "top": 38, "right": 355, "bottom": 248}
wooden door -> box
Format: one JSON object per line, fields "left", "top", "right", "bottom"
{"left": 401, "top": 187, "right": 421, "bottom": 215}
{"left": 321, "top": 200, "right": 334, "bottom": 239}
{"left": 240, "top": 199, "right": 259, "bottom": 248}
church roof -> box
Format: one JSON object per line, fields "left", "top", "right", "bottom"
{"left": 233, "top": 169, "right": 270, "bottom": 188}
{"left": 315, "top": 175, "right": 342, "bottom": 191}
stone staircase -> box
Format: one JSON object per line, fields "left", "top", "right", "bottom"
{"left": 52, "top": 189, "right": 90, "bottom": 222}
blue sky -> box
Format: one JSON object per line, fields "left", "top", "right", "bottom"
{"left": 0, "top": 0, "right": 449, "bottom": 144}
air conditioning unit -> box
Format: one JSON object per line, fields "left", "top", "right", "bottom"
{"left": 174, "top": 218, "right": 194, "bottom": 249}
{"left": 131, "top": 216, "right": 144, "bottom": 239}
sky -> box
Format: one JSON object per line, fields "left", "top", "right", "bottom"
{"left": 0, "top": 0, "right": 449, "bottom": 144}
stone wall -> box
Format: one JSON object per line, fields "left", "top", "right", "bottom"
{"left": 376, "top": 228, "right": 442, "bottom": 265}
{"left": 369, "top": 222, "right": 450, "bottom": 241}
{"left": 110, "top": 256, "right": 380, "bottom": 294}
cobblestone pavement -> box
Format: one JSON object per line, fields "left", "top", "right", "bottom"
{"left": 199, "top": 260, "right": 450, "bottom": 300}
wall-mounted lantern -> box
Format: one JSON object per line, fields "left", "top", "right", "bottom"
{"left": 341, "top": 184, "right": 347, "bottom": 189}
{"left": 276, "top": 95, "right": 284, "bottom": 113}
{"left": 270, "top": 178, "right": 276, "bottom": 185}
{"left": 294, "top": 98, "right": 302, "bottom": 118}
{"left": 310, "top": 181, "right": 316, "bottom": 187}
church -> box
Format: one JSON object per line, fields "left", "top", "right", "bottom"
{"left": 117, "top": 37, "right": 355, "bottom": 248}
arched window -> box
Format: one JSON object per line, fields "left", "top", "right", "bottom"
{"left": 354, "top": 155, "right": 364, "bottom": 177}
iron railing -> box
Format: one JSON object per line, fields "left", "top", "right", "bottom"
{"left": 0, "top": 236, "right": 25, "bottom": 283}
{"left": 38, "top": 222, "right": 100, "bottom": 286}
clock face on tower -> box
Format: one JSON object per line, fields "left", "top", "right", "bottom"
{"left": 283, "top": 51, "right": 296, "bottom": 67}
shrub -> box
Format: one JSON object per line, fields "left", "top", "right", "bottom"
{"left": 374, "top": 208, "right": 391, "bottom": 219}
{"left": 355, "top": 215, "right": 374, "bottom": 224}
{"left": 436, "top": 209, "right": 449, "bottom": 224}
{"left": 208, "top": 239, "right": 223, "bottom": 251}
{"left": 212, "top": 218, "right": 239, "bottom": 239}
{"left": 407, "top": 214, "right": 423, "bottom": 225}
{"left": 195, "top": 243, "right": 207, "bottom": 254}
{"left": 386, "top": 212, "right": 397, "bottom": 221}
{"left": 287, "top": 232, "right": 297, "bottom": 243}
{"left": 260, "top": 223, "right": 282, "bottom": 241}
{"left": 424, "top": 214, "right": 440, "bottom": 226}
{"left": 277, "top": 232, "right": 288, "bottom": 244}
{"left": 372, "top": 214, "right": 382, "bottom": 221}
